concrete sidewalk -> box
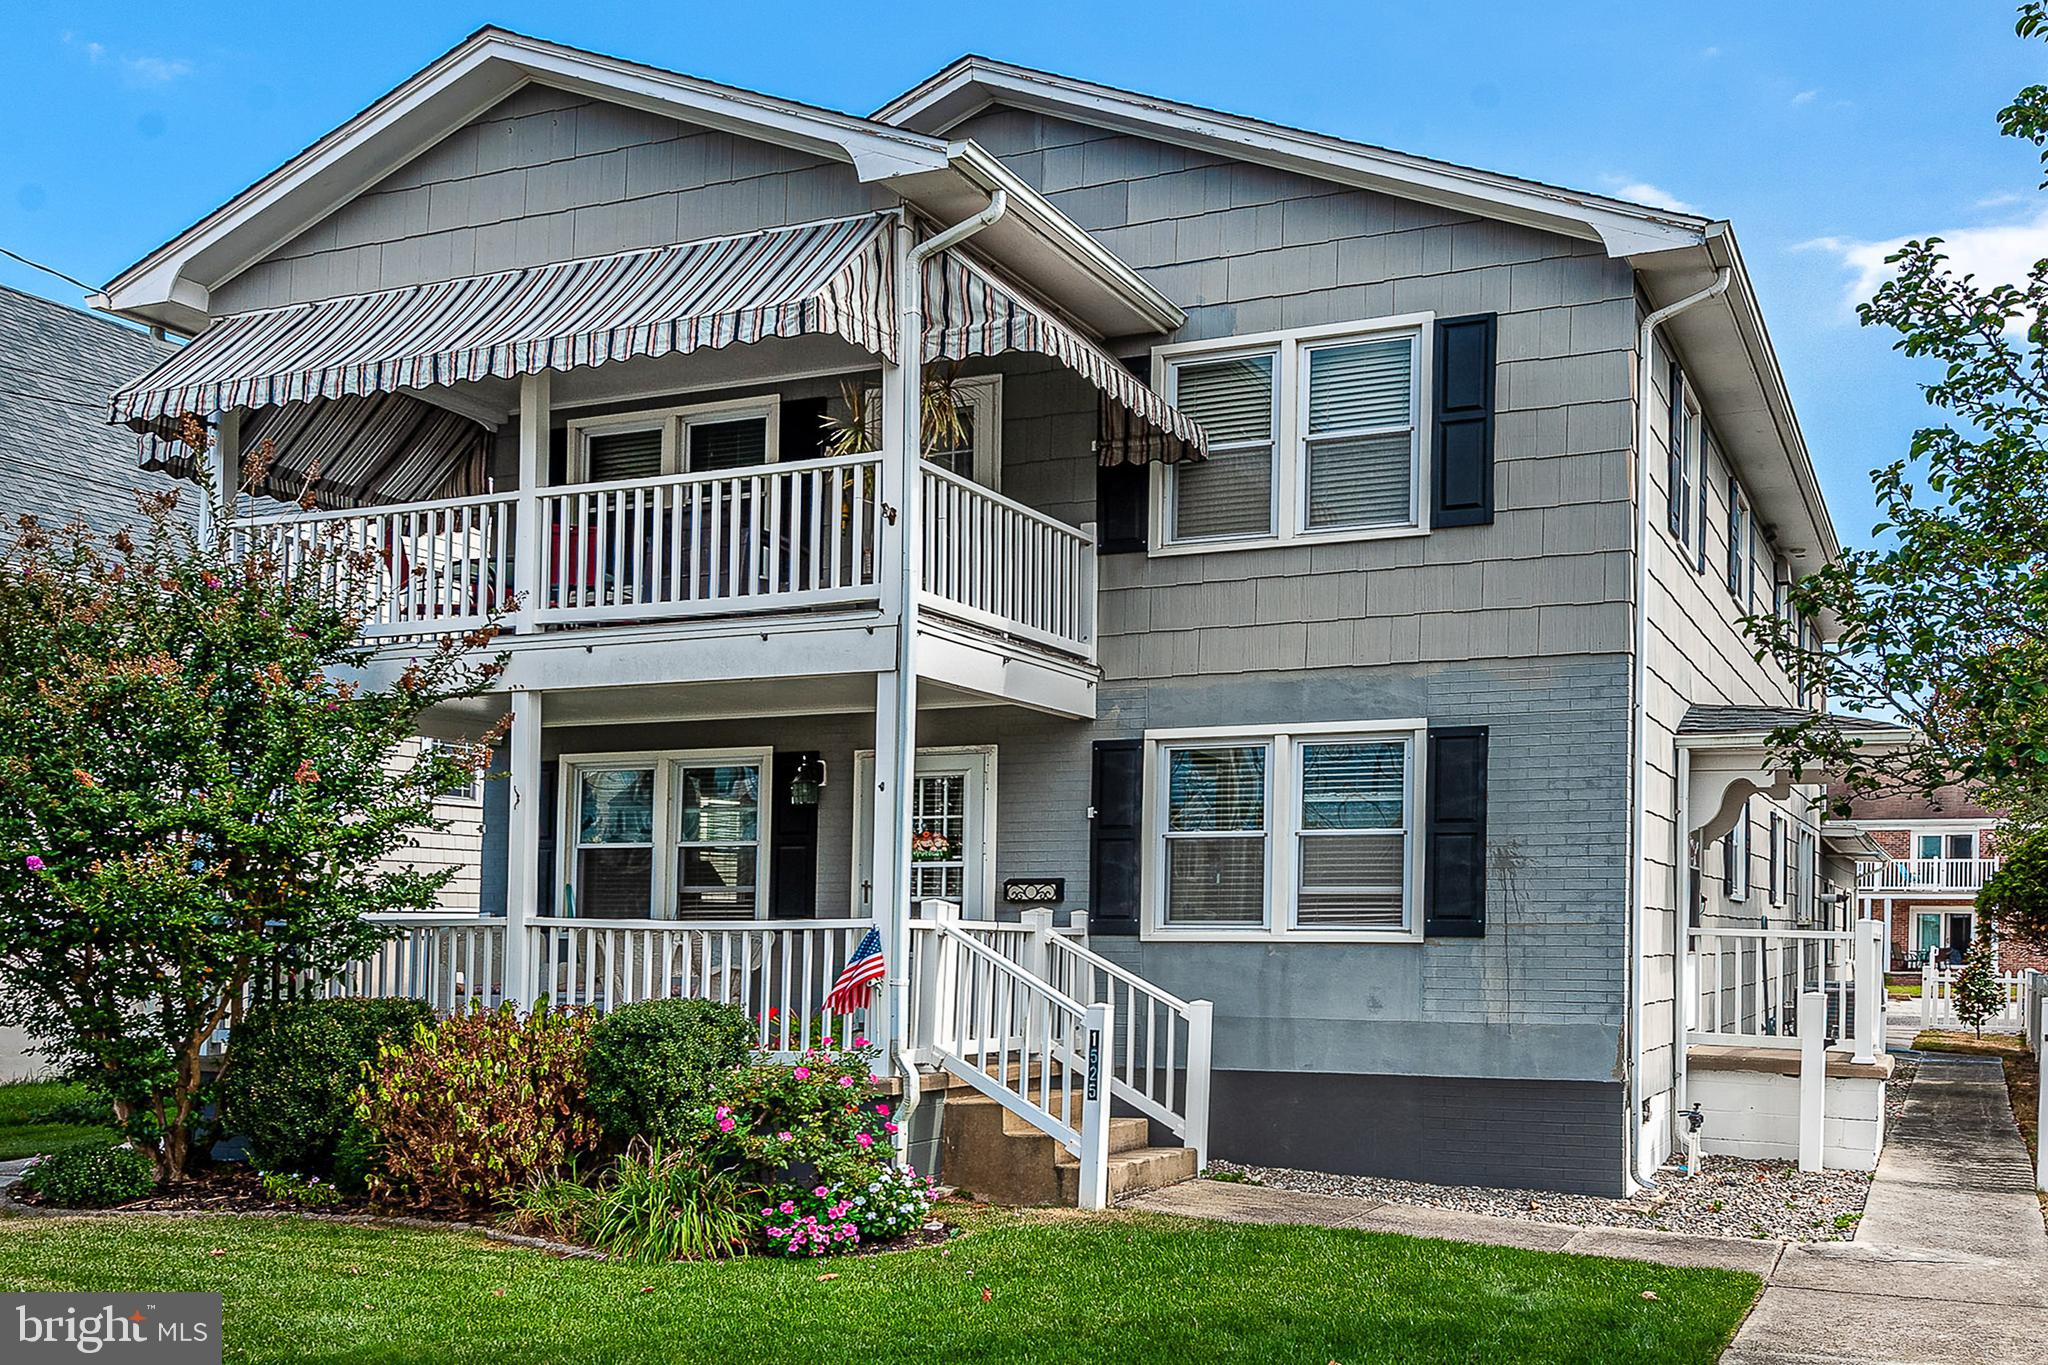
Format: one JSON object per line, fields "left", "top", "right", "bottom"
{"left": 1724, "top": 1052, "right": 2048, "bottom": 1365}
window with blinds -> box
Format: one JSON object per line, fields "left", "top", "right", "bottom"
{"left": 1167, "top": 352, "right": 1276, "bottom": 542}
{"left": 575, "top": 767, "right": 656, "bottom": 918}
{"left": 1296, "top": 739, "right": 1409, "bottom": 928}
{"left": 686, "top": 415, "right": 769, "bottom": 472}
{"left": 1302, "top": 337, "right": 1416, "bottom": 531}
{"left": 674, "top": 761, "right": 762, "bottom": 919}
{"left": 1162, "top": 744, "right": 1268, "bottom": 926}
{"left": 583, "top": 425, "right": 665, "bottom": 482}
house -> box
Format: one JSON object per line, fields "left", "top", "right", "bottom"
{"left": 89, "top": 28, "right": 1895, "bottom": 1200}
{"left": 1837, "top": 784, "right": 2043, "bottom": 973}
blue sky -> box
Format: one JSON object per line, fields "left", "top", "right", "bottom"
{"left": 1, "top": 1, "right": 2039, "bottom": 548}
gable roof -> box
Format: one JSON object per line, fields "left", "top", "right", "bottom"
{"left": 875, "top": 56, "right": 1712, "bottom": 257}
{"left": 93, "top": 29, "right": 1181, "bottom": 340}
{"left": 0, "top": 285, "right": 189, "bottom": 536}
{"left": 878, "top": 55, "right": 1841, "bottom": 568}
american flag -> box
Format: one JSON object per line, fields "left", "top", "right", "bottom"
{"left": 827, "top": 927, "right": 887, "bottom": 1016}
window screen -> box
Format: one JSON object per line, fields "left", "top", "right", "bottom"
{"left": 1303, "top": 338, "right": 1415, "bottom": 531}
{"left": 1163, "top": 744, "right": 1268, "bottom": 925}
{"left": 1169, "top": 354, "right": 1276, "bottom": 541}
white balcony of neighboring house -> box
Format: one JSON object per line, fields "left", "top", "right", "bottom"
{"left": 1855, "top": 856, "right": 2001, "bottom": 893}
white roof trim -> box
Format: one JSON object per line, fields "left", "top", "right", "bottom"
{"left": 876, "top": 57, "right": 1711, "bottom": 258}
{"left": 95, "top": 28, "right": 954, "bottom": 332}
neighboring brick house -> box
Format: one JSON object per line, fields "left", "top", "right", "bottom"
{"left": 1835, "top": 783, "right": 2046, "bottom": 972}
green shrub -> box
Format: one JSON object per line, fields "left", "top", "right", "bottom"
{"left": 220, "top": 997, "right": 432, "bottom": 1176}
{"left": 584, "top": 998, "right": 755, "bottom": 1149}
{"left": 330, "top": 1120, "right": 381, "bottom": 1197}
{"left": 17, "top": 1142, "right": 156, "bottom": 1208}
{"left": 354, "top": 1004, "right": 599, "bottom": 1214}
{"left": 504, "top": 1142, "right": 757, "bottom": 1262}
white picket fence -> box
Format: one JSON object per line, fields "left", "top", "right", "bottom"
{"left": 1920, "top": 963, "right": 2031, "bottom": 1030}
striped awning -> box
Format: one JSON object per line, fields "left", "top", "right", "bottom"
{"left": 114, "top": 209, "right": 1203, "bottom": 496}
{"left": 141, "top": 392, "right": 492, "bottom": 509}
{"left": 922, "top": 250, "right": 1204, "bottom": 464}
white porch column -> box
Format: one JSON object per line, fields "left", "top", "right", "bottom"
{"left": 1798, "top": 988, "right": 1826, "bottom": 1173}
{"left": 872, "top": 217, "right": 923, "bottom": 1079}
{"left": 513, "top": 373, "right": 550, "bottom": 632}
{"left": 504, "top": 688, "right": 543, "bottom": 1009}
{"left": 203, "top": 408, "right": 240, "bottom": 548}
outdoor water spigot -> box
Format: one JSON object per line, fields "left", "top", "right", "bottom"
{"left": 1682, "top": 1104, "right": 1705, "bottom": 1134}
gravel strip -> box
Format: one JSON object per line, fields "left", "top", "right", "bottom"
{"left": 1208, "top": 1156, "right": 1874, "bottom": 1243}
{"left": 1884, "top": 1054, "right": 1919, "bottom": 1136}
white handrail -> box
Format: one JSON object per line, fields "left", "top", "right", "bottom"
{"left": 1857, "top": 857, "right": 2001, "bottom": 892}
{"left": 1045, "top": 925, "right": 1213, "bottom": 1166}
{"left": 909, "top": 905, "right": 1116, "bottom": 1208}
{"left": 1688, "top": 923, "right": 1864, "bottom": 1050}
{"left": 919, "top": 461, "right": 1097, "bottom": 659}
{"left": 235, "top": 489, "right": 518, "bottom": 529}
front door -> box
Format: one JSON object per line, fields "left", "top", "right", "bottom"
{"left": 854, "top": 747, "right": 995, "bottom": 918}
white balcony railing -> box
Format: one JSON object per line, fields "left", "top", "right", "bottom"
{"left": 233, "top": 455, "right": 1099, "bottom": 658}
{"left": 535, "top": 454, "right": 884, "bottom": 625}
{"left": 920, "top": 462, "right": 1097, "bottom": 659}
{"left": 233, "top": 492, "right": 517, "bottom": 638}
{"left": 1856, "top": 857, "right": 2000, "bottom": 893}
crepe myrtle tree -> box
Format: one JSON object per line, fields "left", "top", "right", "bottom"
{"left": 1751, "top": 4, "right": 2048, "bottom": 835}
{"left": 0, "top": 418, "right": 507, "bottom": 1183}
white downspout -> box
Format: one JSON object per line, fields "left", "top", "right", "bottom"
{"left": 1626, "top": 266, "right": 1730, "bottom": 1191}
{"left": 886, "top": 191, "right": 1009, "bottom": 1150}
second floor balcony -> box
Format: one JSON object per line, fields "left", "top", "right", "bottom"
{"left": 231, "top": 452, "right": 1099, "bottom": 662}
{"left": 1855, "top": 857, "right": 2001, "bottom": 894}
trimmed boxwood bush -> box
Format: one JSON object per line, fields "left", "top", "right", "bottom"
{"left": 219, "top": 997, "right": 433, "bottom": 1176}
{"left": 584, "top": 998, "right": 755, "bottom": 1149}
{"left": 19, "top": 1142, "right": 156, "bottom": 1208}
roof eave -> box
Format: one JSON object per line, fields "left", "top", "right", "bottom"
{"left": 875, "top": 57, "right": 1711, "bottom": 258}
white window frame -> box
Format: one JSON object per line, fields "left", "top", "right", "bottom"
{"left": 556, "top": 747, "right": 774, "bottom": 921}
{"left": 865, "top": 374, "right": 1004, "bottom": 488}
{"left": 1141, "top": 718, "right": 1427, "bottom": 943}
{"left": 1150, "top": 315, "right": 1433, "bottom": 555}
{"left": 421, "top": 737, "right": 484, "bottom": 805}
{"left": 1725, "top": 808, "right": 1750, "bottom": 903}
{"left": 566, "top": 395, "right": 783, "bottom": 484}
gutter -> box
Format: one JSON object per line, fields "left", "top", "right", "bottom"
{"left": 886, "top": 190, "right": 1009, "bottom": 1157}
{"left": 1625, "top": 267, "right": 1731, "bottom": 1193}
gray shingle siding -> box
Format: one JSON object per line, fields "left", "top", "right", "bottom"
{"left": 214, "top": 85, "right": 876, "bottom": 315}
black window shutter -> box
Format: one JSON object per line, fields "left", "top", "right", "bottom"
{"left": 537, "top": 759, "right": 559, "bottom": 919}
{"left": 1097, "top": 356, "right": 1152, "bottom": 554}
{"left": 1088, "top": 739, "right": 1145, "bottom": 935}
{"left": 1423, "top": 726, "right": 1488, "bottom": 937}
{"left": 1666, "top": 362, "right": 1685, "bottom": 536}
{"left": 769, "top": 751, "right": 821, "bottom": 919}
{"left": 1430, "top": 313, "right": 1497, "bottom": 528}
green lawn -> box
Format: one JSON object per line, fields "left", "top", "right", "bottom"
{"left": 0, "top": 1209, "right": 1758, "bottom": 1363}
{"left": 0, "top": 1080, "right": 119, "bottom": 1160}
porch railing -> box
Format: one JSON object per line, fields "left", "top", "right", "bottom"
{"left": 534, "top": 455, "right": 883, "bottom": 625}
{"left": 1685, "top": 921, "right": 1885, "bottom": 1061}
{"left": 233, "top": 492, "right": 517, "bottom": 638}
{"left": 1857, "top": 857, "right": 2001, "bottom": 892}
{"left": 920, "top": 462, "right": 1097, "bottom": 660}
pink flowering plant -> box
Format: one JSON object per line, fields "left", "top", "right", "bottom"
{"left": 760, "top": 1166, "right": 937, "bottom": 1257}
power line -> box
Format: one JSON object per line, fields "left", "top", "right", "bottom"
{"left": 0, "top": 245, "right": 95, "bottom": 294}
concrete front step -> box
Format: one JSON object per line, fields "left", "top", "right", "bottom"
{"left": 938, "top": 1091, "right": 1195, "bottom": 1206}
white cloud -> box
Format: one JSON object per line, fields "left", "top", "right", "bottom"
{"left": 1701, "top": 45, "right": 1723, "bottom": 59}
{"left": 1599, "top": 174, "right": 1698, "bottom": 215}
{"left": 1792, "top": 89, "right": 1819, "bottom": 106}
{"left": 1801, "top": 207, "right": 2048, "bottom": 321}
{"left": 123, "top": 55, "right": 192, "bottom": 84}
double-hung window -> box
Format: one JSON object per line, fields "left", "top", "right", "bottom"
{"left": 1159, "top": 318, "right": 1424, "bottom": 550}
{"left": 1151, "top": 723, "right": 1423, "bottom": 938}
{"left": 563, "top": 750, "right": 771, "bottom": 921}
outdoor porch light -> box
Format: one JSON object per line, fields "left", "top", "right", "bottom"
{"left": 788, "top": 755, "right": 825, "bottom": 807}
